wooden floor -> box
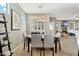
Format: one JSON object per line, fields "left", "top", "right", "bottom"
{"left": 12, "top": 36, "right": 78, "bottom": 56}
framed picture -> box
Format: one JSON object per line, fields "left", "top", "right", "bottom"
{"left": 11, "top": 9, "right": 21, "bottom": 30}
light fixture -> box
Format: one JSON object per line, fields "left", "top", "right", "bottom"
{"left": 38, "top": 5, "right": 42, "bottom": 9}
{"left": 38, "top": 5, "right": 46, "bottom": 21}
{"left": 73, "top": 14, "right": 79, "bottom": 20}
{"left": 76, "top": 15, "right": 79, "bottom": 20}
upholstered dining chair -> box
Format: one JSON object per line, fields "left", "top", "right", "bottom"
{"left": 44, "top": 34, "right": 54, "bottom": 56}
{"left": 31, "top": 34, "right": 42, "bottom": 56}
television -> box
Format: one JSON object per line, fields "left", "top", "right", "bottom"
{"left": 62, "top": 20, "right": 68, "bottom": 28}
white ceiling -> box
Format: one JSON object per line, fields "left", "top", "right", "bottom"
{"left": 18, "top": 3, "right": 79, "bottom": 20}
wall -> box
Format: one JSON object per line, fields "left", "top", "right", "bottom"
{"left": 26, "top": 14, "right": 31, "bottom": 35}
{"left": 2, "top": 3, "right": 26, "bottom": 52}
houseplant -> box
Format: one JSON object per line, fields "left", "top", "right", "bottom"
{"left": 2, "top": 36, "right": 8, "bottom": 44}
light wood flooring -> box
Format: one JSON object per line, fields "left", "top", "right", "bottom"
{"left": 12, "top": 36, "right": 78, "bottom": 56}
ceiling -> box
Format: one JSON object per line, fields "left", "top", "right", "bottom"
{"left": 18, "top": 3, "right": 79, "bottom": 20}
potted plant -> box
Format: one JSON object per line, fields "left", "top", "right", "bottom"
{"left": 2, "top": 36, "right": 8, "bottom": 44}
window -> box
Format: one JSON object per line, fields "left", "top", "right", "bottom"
{"left": 0, "top": 3, "right": 7, "bottom": 12}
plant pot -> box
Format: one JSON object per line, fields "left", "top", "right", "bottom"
{"left": 3, "top": 41, "right": 8, "bottom": 44}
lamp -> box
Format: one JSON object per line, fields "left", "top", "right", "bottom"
{"left": 38, "top": 5, "right": 46, "bottom": 21}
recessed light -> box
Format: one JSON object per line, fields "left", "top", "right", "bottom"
{"left": 38, "top": 5, "right": 42, "bottom": 8}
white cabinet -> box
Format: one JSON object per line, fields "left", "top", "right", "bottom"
{"left": 31, "top": 19, "right": 45, "bottom": 32}
{"left": 30, "top": 14, "right": 49, "bottom": 33}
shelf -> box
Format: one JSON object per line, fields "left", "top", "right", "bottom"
{"left": 0, "top": 33, "right": 6, "bottom": 35}
{"left": 0, "top": 51, "right": 13, "bottom": 56}
{"left": 1, "top": 41, "right": 11, "bottom": 48}
{"left": 1, "top": 44, "right": 8, "bottom": 47}
{"left": 0, "top": 13, "right": 12, "bottom": 56}
{"left": 0, "top": 32, "right": 10, "bottom": 35}
{"left": 0, "top": 21, "right": 7, "bottom": 23}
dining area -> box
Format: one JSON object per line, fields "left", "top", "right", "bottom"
{"left": 0, "top": 3, "right": 79, "bottom": 56}
{"left": 20, "top": 30, "right": 79, "bottom": 56}
{"left": 23, "top": 31, "right": 62, "bottom": 56}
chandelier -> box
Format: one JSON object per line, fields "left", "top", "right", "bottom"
{"left": 38, "top": 5, "right": 47, "bottom": 21}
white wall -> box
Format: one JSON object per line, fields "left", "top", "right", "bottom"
{"left": 26, "top": 14, "right": 31, "bottom": 35}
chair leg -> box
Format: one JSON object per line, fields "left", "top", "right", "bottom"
{"left": 52, "top": 48, "right": 54, "bottom": 56}
{"left": 59, "top": 43, "right": 61, "bottom": 51}
{"left": 23, "top": 42, "right": 25, "bottom": 51}
{"left": 78, "top": 50, "right": 79, "bottom": 56}
{"left": 55, "top": 42, "right": 57, "bottom": 53}
{"left": 40, "top": 48, "right": 41, "bottom": 56}
{"left": 31, "top": 47, "right": 32, "bottom": 56}
{"left": 43, "top": 48, "right": 45, "bottom": 56}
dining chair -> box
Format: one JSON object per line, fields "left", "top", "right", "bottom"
{"left": 44, "top": 34, "right": 54, "bottom": 56}
{"left": 31, "top": 34, "right": 42, "bottom": 56}
{"left": 54, "top": 37, "right": 61, "bottom": 53}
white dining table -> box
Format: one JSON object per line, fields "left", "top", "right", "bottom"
{"left": 26, "top": 34, "right": 47, "bottom": 38}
